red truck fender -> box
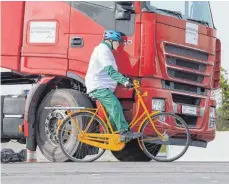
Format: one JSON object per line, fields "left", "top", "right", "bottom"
{"left": 24, "top": 76, "right": 54, "bottom": 151}
{"left": 24, "top": 72, "right": 86, "bottom": 151}
{"left": 66, "top": 71, "right": 85, "bottom": 85}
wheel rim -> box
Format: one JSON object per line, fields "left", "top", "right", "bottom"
{"left": 59, "top": 112, "right": 106, "bottom": 162}
{"left": 139, "top": 112, "right": 190, "bottom": 162}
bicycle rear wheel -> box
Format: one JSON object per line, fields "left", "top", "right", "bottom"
{"left": 139, "top": 112, "right": 190, "bottom": 162}
{"left": 58, "top": 112, "right": 107, "bottom": 162}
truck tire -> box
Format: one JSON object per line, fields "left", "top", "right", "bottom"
{"left": 111, "top": 139, "right": 161, "bottom": 162}
{"left": 36, "top": 89, "right": 93, "bottom": 162}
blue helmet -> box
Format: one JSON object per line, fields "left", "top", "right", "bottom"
{"left": 103, "top": 30, "right": 122, "bottom": 41}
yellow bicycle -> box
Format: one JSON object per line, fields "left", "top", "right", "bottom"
{"left": 46, "top": 80, "right": 190, "bottom": 162}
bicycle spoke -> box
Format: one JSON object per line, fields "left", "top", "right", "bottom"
{"left": 139, "top": 112, "right": 190, "bottom": 162}
{"left": 58, "top": 112, "right": 107, "bottom": 162}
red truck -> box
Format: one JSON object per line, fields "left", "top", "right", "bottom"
{"left": 1, "top": 1, "right": 221, "bottom": 162}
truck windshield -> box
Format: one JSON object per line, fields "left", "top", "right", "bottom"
{"left": 144, "top": 1, "right": 214, "bottom": 28}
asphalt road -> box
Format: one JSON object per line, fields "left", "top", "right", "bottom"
{"left": 1, "top": 162, "right": 229, "bottom": 184}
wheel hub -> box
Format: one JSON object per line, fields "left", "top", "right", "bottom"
{"left": 45, "top": 110, "right": 67, "bottom": 145}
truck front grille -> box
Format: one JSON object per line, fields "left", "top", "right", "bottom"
{"left": 163, "top": 43, "right": 210, "bottom": 129}
{"left": 164, "top": 43, "right": 209, "bottom": 86}
{"left": 165, "top": 43, "right": 208, "bottom": 61}
{"left": 162, "top": 81, "right": 207, "bottom": 95}
{"left": 168, "top": 68, "right": 204, "bottom": 83}
{"left": 166, "top": 56, "right": 206, "bottom": 72}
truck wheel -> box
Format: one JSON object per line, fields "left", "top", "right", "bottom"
{"left": 36, "top": 89, "right": 93, "bottom": 162}
{"left": 111, "top": 139, "right": 161, "bottom": 162}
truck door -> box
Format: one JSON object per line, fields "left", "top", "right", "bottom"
{"left": 20, "top": 1, "right": 71, "bottom": 76}
{"left": 1, "top": 2, "right": 25, "bottom": 71}
{"left": 67, "top": 1, "right": 140, "bottom": 78}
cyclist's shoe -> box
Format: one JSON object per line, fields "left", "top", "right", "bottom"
{"left": 120, "top": 130, "right": 143, "bottom": 143}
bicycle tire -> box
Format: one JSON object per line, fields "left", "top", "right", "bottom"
{"left": 139, "top": 112, "right": 191, "bottom": 162}
{"left": 58, "top": 111, "right": 107, "bottom": 162}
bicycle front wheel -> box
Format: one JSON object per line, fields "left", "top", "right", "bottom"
{"left": 139, "top": 112, "right": 190, "bottom": 162}
{"left": 58, "top": 111, "right": 107, "bottom": 162}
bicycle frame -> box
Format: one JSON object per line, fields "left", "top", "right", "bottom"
{"left": 58, "top": 80, "right": 166, "bottom": 151}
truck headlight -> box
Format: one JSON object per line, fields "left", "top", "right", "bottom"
{"left": 210, "top": 107, "right": 215, "bottom": 118}
{"left": 152, "top": 99, "right": 165, "bottom": 111}
{"left": 209, "top": 107, "right": 216, "bottom": 128}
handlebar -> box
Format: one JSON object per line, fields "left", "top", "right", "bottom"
{"left": 132, "top": 80, "right": 147, "bottom": 97}
{"left": 130, "top": 79, "right": 148, "bottom": 99}
{"left": 133, "top": 80, "right": 140, "bottom": 89}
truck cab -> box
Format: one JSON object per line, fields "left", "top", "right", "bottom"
{"left": 1, "top": 1, "right": 220, "bottom": 162}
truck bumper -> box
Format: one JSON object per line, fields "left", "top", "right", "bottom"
{"left": 142, "top": 86, "right": 215, "bottom": 145}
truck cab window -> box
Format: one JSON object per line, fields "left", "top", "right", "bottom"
{"left": 71, "top": 1, "right": 116, "bottom": 30}
{"left": 115, "top": 2, "right": 135, "bottom": 36}
{"left": 143, "top": 1, "right": 214, "bottom": 28}
{"left": 86, "top": 1, "right": 115, "bottom": 9}
{"left": 71, "top": 1, "right": 135, "bottom": 36}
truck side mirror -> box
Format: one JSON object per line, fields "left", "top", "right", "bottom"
{"left": 116, "top": 1, "right": 133, "bottom": 6}
{"left": 115, "top": 1, "right": 134, "bottom": 20}
{"left": 115, "top": 10, "right": 131, "bottom": 20}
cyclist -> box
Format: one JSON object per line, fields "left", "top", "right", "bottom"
{"left": 85, "top": 30, "right": 142, "bottom": 142}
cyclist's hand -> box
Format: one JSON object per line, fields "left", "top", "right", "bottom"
{"left": 124, "top": 79, "right": 134, "bottom": 88}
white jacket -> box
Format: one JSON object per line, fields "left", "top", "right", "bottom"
{"left": 85, "top": 43, "right": 118, "bottom": 94}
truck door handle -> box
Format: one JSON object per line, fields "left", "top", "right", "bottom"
{"left": 70, "top": 37, "right": 84, "bottom": 47}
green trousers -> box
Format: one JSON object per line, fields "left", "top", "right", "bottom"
{"left": 90, "top": 88, "right": 129, "bottom": 132}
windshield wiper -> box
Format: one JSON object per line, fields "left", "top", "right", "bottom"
{"left": 156, "top": 8, "right": 182, "bottom": 19}
{"left": 187, "top": 18, "right": 209, "bottom": 27}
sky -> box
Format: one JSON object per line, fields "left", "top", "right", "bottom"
{"left": 210, "top": 1, "right": 229, "bottom": 76}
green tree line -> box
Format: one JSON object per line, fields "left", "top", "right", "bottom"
{"left": 216, "top": 67, "right": 229, "bottom": 131}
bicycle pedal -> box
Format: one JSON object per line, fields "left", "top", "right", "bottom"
{"left": 120, "top": 136, "right": 130, "bottom": 143}
{"left": 124, "top": 137, "right": 132, "bottom": 143}
{"left": 120, "top": 136, "right": 126, "bottom": 142}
